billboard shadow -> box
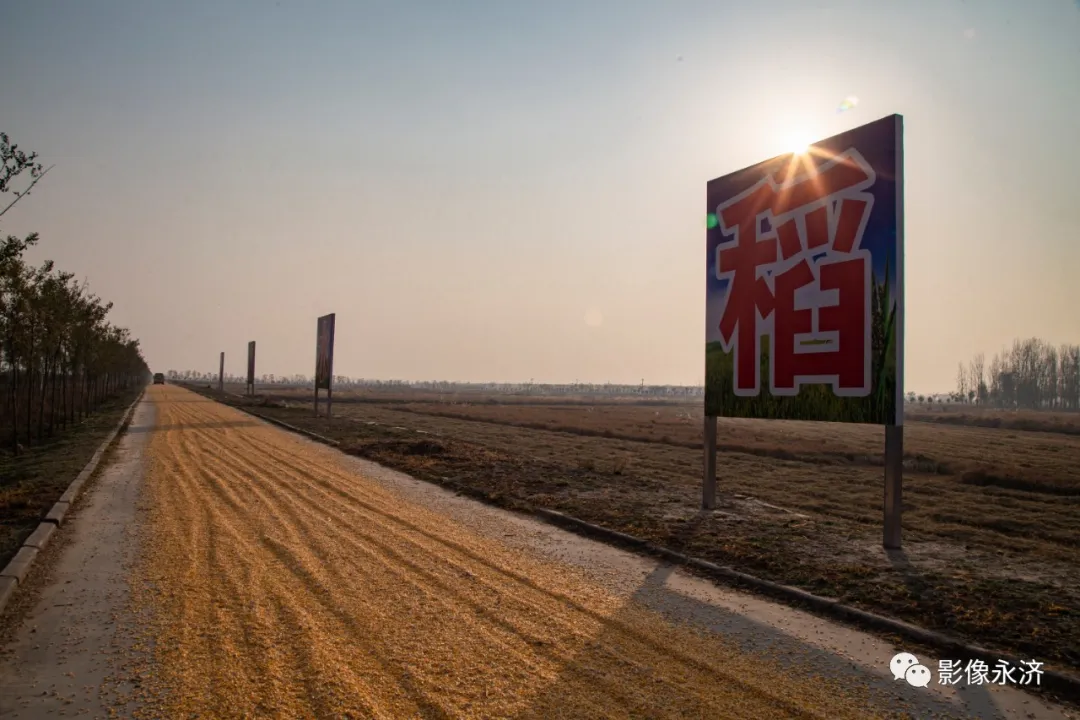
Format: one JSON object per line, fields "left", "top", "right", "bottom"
{"left": 502, "top": 562, "right": 980, "bottom": 718}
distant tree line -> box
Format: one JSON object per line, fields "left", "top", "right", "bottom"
{"left": 168, "top": 369, "right": 707, "bottom": 396}
{"left": 1, "top": 132, "right": 149, "bottom": 453}
{"left": 168, "top": 370, "right": 316, "bottom": 385}
{"left": 953, "top": 338, "right": 1080, "bottom": 410}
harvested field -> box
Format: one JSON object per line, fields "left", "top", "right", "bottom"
{"left": 203, "top": 383, "right": 1080, "bottom": 675}
{"left": 241, "top": 384, "right": 1080, "bottom": 436}
{"left": 904, "top": 406, "right": 1080, "bottom": 436}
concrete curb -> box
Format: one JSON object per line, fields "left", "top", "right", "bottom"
{"left": 0, "top": 577, "right": 16, "bottom": 611}
{"left": 0, "top": 388, "right": 145, "bottom": 618}
{"left": 246, "top": 413, "right": 342, "bottom": 447}
{"left": 44, "top": 500, "right": 70, "bottom": 526}
{"left": 207, "top": 391, "right": 1080, "bottom": 704}
{"left": 22, "top": 522, "right": 56, "bottom": 551}
{"left": 0, "top": 547, "right": 39, "bottom": 584}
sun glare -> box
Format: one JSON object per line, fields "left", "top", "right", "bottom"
{"left": 782, "top": 128, "right": 815, "bottom": 156}
{"left": 788, "top": 135, "right": 811, "bottom": 155}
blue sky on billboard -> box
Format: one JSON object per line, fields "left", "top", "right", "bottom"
{"left": 705, "top": 116, "right": 901, "bottom": 362}
{"left": 707, "top": 118, "right": 899, "bottom": 296}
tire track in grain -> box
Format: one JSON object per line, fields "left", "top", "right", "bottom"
{"left": 144, "top": 436, "right": 318, "bottom": 717}
{"left": 166, "top": 408, "right": 649, "bottom": 715}
{"left": 157, "top": 395, "right": 876, "bottom": 720}
{"left": 166, "top": 422, "right": 430, "bottom": 717}
{"left": 184, "top": 412, "right": 809, "bottom": 714}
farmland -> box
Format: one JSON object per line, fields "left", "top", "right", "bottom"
{"left": 200, "top": 382, "right": 1080, "bottom": 676}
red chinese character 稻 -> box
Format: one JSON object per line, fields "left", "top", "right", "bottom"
{"left": 713, "top": 149, "right": 877, "bottom": 397}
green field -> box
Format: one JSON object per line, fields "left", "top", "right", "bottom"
{"left": 706, "top": 266, "right": 899, "bottom": 424}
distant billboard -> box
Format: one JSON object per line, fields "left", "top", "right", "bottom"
{"left": 247, "top": 341, "right": 256, "bottom": 387}
{"left": 315, "top": 314, "right": 336, "bottom": 390}
{"left": 705, "top": 114, "right": 903, "bottom": 425}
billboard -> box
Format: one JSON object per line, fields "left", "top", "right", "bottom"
{"left": 315, "top": 313, "right": 336, "bottom": 390}
{"left": 247, "top": 341, "right": 256, "bottom": 387}
{"left": 705, "top": 114, "right": 903, "bottom": 425}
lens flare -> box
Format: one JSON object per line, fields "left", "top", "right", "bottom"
{"left": 837, "top": 95, "right": 859, "bottom": 113}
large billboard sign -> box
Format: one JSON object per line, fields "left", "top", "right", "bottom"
{"left": 315, "top": 313, "right": 336, "bottom": 391}
{"left": 705, "top": 114, "right": 903, "bottom": 425}
{"left": 246, "top": 341, "right": 256, "bottom": 392}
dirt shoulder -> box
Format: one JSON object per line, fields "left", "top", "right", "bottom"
{"left": 200, "top": 386, "right": 1080, "bottom": 680}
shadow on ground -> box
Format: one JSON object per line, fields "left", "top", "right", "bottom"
{"left": 506, "top": 562, "right": 977, "bottom": 718}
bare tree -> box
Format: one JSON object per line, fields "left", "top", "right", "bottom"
{"left": 970, "top": 352, "right": 986, "bottom": 405}
{"left": 967, "top": 339, "right": 1078, "bottom": 411}
{"left": 956, "top": 363, "right": 968, "bottom": 402}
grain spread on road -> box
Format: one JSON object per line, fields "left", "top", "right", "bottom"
{"left": 129, "top": 385, "right": 889, "bottom": 719}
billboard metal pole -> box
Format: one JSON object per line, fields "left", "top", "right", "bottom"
{"left": 703, "top": 415, "right": 717, "bottom": 509}
{"left": 218, "top": 352, "right": 224, "bottom": 393}
{"left": 884, "top": 425, "right": 903, "bottom": 548}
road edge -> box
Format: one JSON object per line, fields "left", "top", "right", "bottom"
{"left": 207, "top": 394, "right": 1080, "bottom": 706}
{"left": 0, "top": 387, "right": 146, "bottom": 617}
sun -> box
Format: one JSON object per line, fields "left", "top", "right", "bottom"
{"left": 778, "top": 125, "right": 817, "bottom": 155}
{"left": 786, "top": 132, "right": 813, "bottom": 155}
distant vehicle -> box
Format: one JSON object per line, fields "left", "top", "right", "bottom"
{"left": 153, "top": 373, "right": 165, "bottom": 385}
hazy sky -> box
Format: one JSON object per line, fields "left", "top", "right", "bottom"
{"left": 2, "top": 0, "right": 1077, "bottom": 391}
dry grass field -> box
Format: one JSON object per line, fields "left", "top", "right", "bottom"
{"left": 0, "top": 389, "right": 141, "bottom": 570}
{"left": 202, "top": 383, "right": 1080, "bottom": 675}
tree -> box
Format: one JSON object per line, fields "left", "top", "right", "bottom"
{"left": 970, "top": 352, "right": 987, "bottom": 405}
{"left": 966, "top": 339, "right": 1078, "bottom": 411}
{"left": 0, "top": 133, "right": 147, "bottom": 452}
{"left": 956, "top": 363, "right": 968, "bottom": 402}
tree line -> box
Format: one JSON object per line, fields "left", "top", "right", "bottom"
{"left": 1, "top": 132, "right": 149, "bottom": 453}
{"left": 167, "top": 369, "right": 706, "bottom": 396}
{"left": 954, "top": 338, "right": 1080, "bottom": 411}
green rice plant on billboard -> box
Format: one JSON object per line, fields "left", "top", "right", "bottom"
{"left": 705, "top": 115, "right": 903, "bottom": 425}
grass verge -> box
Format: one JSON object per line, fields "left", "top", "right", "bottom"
{"left": 0, "top": 388, "right": 142, "bottom": 570}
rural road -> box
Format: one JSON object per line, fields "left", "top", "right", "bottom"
{"left": 0, "top": 385, "right": 1074, "bottom": 719}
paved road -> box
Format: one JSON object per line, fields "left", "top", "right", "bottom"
{"left": 0, "top": 385, "right": 1074, "bottom": 719}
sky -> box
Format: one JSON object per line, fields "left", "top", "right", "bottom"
{"left": 1, "top": 0, "right": 1078, "bottom": 392}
